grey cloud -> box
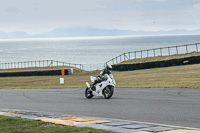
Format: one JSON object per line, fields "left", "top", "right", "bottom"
{"left": 6, "top": 7, "right": 21, "bottom": 13}
{"left": 96, "top": 0, "right": 200, "bottom": 11}
{"left": 32, "top": 2, "right": 40, "bottom": 6}
{"left": 32, "top": 8, "right": 39, "bottom": 11}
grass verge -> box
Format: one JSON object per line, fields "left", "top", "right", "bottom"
{"left": 0, "top": 115, "right": 115, "bottom": 133}
{"left": 0, "top": 64, "right": 200, "bottom": 89}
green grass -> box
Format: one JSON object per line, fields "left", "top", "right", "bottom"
{"left": 114, "top": 64, "right": 200, "bottom": 89}
{"left": 120, "top": 52, "right": 200, "bottom": 64}
{"left": 0, "top": 64, "right": 200, "bottom": 89}
{"left": 0, "top": 115, "right": 115, "bottom": 133}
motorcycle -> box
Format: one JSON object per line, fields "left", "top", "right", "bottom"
{"left": 85, "top": 74, "right": 116, "bottom": 99}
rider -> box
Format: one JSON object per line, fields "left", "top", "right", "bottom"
{"left": 91, "top": 64, "right": 112, "bottom": 91}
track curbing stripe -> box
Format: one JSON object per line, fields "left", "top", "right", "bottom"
{"left": 1, "top": 109, "right": 200, "bottom": 133}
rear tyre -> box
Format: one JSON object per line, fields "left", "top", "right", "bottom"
{"left": 102, "top": 86, "right": 114, "bottom": 99}
{"left": 85, "top": 87, "right": 94, "bottom": 99}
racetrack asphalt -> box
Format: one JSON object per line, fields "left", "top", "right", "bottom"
{"left": 0, "top": 88, "right": 200, "bottom": 128}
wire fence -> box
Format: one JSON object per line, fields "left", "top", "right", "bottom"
{"left": 0, "top": 60, "right": 83, "bottom": 70}
{"left": 82, "top": 64, "right": 105, "bottom": 71}
{"left": 105, "top": 43, "right": 200, "bottom": 65}
{"left": 0, "top": 60, "right": 105, "bottom": 71}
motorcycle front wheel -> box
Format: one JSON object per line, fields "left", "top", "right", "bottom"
{"left": 102, "top": 86, "right": 114, "bottom": 99}
{"left": 85, "top": 87, "right": 94, "bottom": 99}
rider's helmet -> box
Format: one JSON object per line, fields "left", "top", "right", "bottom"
{"left": 106, "top": 64, "right": 112, "bottom": 71}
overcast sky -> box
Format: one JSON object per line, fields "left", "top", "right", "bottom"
{"left": 0, "top": 0, "right": 200, "bottom": 34}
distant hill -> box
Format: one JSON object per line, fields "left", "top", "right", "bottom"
{"left": 0, "top": 31, "right": 29, "bottom": 39}
{"left": 1, "top": 27, "right": 200, "bottom": 39}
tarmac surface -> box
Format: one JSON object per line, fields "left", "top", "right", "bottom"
{"left": 0, "top": 88, "right": 200, "bottom": 129}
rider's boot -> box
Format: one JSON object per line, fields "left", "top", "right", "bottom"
{"left": 91, "top": 84, "right": 96, "bottom": 91}
{"left": 91, "top": 80, "right": 98, "bottom": 91}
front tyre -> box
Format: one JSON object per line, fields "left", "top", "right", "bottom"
{"left": 102, "top": 86, "right": 114, "bottom": 99}
{"left": 85, "top": 87, "right": 94, "bottom": 99}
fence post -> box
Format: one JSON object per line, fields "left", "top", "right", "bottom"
{"left": 124, "top": 53, "right": 126, "bottom": 61}
{"left": 135, "top": 52, "right": 136, "bottom": 59}
{"left": 160, "top": 48, "right": 162, "bottom": 56}
{"left": 147, "top": 50, "right": 149, "bottom": 57}
{"left": 186, "top": 45, "right": 188, "bottom": 53}
{"left": 168, "top": 47, "right": 170, "bottom": 56}
{"left": 51, "top": 60, "right": 53, "bottom": 66}
{"left": 129, "top": 52, "right": 130, "bottom": 60}
{"left": 153, "top": 49, "right": 155, "bottom": 57}
{"left": 196, "top": 43, "right": 198, "bottom": 52}
{"left": 141, "top": 51, "right": 142, "bottom": 58}
{"left": 176, "top": 46, "right": 178, "bottom": 54}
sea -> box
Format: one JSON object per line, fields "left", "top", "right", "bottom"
{"left": 0, "top": 34, "right": 200, "bottom": 70}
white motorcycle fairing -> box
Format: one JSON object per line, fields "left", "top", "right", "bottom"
{"left": 85, "top": 74, "right": 116, "bottom": 98}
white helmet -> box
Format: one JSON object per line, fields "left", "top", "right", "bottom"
{"left": 106, "top": 64, "right": 112, "bottom": 70}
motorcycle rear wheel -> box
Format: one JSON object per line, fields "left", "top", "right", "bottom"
{"left": 102, "top": 86, "right": 114, "bottom": 99}
{"left": 85, "top": 87, "right": 94, "bottom": 99}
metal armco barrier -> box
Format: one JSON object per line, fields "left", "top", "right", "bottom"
{"left": 112, "top": 56, "right": 200, "bottom": 71}
{"left": 0, "top": 68, "right": 73, "bottom": 77}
